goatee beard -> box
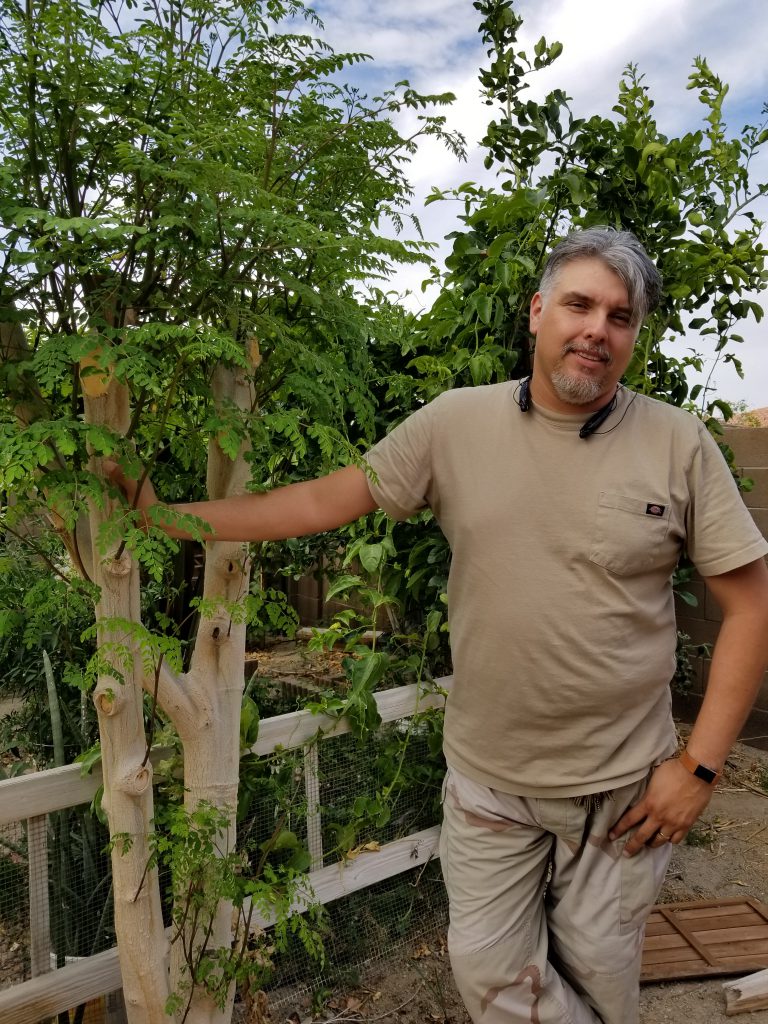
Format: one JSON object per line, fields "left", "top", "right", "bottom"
{"left": 551, "top": 344, "right": 612, "bottom": 405}
{"left": 550, "top": 368, "right": 605, "bottom": 405}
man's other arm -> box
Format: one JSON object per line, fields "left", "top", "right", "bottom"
{"left": 611, "top": 556, "right": 768, "bottom": 856}
{"left": 107, "top": 463, "right": 379, "bottom": 542}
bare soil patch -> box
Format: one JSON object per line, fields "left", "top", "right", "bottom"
{"left": 245, "top": 638, "right": 348, "bottom": 697}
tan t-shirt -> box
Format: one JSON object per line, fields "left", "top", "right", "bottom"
{"left": 365, "top": 383, "right": 768, "bottom": 798}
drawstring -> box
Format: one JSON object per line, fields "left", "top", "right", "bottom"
{"left": 572, "top": 792, "right": 609, "bottom": 814}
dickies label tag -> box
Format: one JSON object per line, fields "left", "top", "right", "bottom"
{"left": 645, "top": 503, "right": 666, "bottom": 517}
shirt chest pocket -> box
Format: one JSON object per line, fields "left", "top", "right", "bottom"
{"left": 589, "top": 491, "right": 673, "bottom": 576}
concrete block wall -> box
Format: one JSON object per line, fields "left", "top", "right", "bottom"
{"left": 674, "top": 425, "right": 768, "bottom": 742}
{"left": 280, "top": 568, "right": 357, "bottom": 625}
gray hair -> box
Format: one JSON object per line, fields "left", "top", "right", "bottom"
{"left": 538, "top": 227, "right": 662, "bottom": 325}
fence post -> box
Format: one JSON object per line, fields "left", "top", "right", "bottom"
{"left": 303, "top": 744, "right": 323, "bottom": 870}
{"left": 27, "top": 814, "right": 51, "bottom": 978}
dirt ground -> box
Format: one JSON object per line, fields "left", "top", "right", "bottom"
{"left": 255, "top": 722, "right": 768, "bottom": 1024}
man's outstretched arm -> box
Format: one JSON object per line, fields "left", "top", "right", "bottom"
{"left": 107, "top": 462, "right": 379, "bottom": 542}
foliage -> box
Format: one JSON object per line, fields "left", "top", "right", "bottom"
{"left": 0, "top": 537, "right": 119, "bottom": 968}
{"left": 261, "top": 0, "right": 768, "bottom": 913}
{"left": 0, "top": 0, "right": 463, "bottom": 543}
{"left": 245, "top": 586, "right": 300, "bottom": 648}
{"left": 0, "top": 849, "right": 26, "bottom": 923}
{"left": 145, "top": 800, "right": 324, "bottom": 1022}
{"left": 50, "top": 803, "right": 115, "bottom": 961}
{"left": 672, "top": 632, "right": 711, "bottom": 697}
{"left": 298, "top": 584, "right": 447, "bottom": 860}
{"left": 0, "top": 537, "right": 96, "bottom": 734}
{"left": 683, "top": 822, "right": 716, "bottom": 849}
{"left": 1, "top": 0, "right": 765, "bottom": 1011}
{"left": 0, "top": 0, "right": 460, "bottom": 617}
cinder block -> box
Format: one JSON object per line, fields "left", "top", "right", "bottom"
{"left": 674, "top": 580, "right": 708, "bottom": 620}
{"left": 675, "top": 581, "right": 712, "bottom": 618}
{"left": 682, "top": 658, "right": 768, "bottom": 719}
{"left": 741, "top": 467, "right": 768, "bottom": 508}
{"left": 674, "top": 672, "right": 768, "bottom": 751}
{"left": 675, "top": 652, "right": 708, "bottom": 697}
{"left": 750, "top": 507, "right": 768, "bottom": 540}
{"left": 704, "top": 586, "right": 723, "bottom": 623}
{"left": 753, "top": 672, "right": 768, "bottom": 714}
{"left": 676, "top": 617, "right": 721, "bottom": 648}
{"left": 722, "top": 426, "right": 768, "bottom": 466}
{"left": 737, "top": 707, "right": 768, "bottom": 751}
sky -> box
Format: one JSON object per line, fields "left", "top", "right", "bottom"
{"left": 308, "top": 0, "right": 768, "bottom": 411}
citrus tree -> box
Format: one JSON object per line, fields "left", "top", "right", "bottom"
{"left": 413, "top": 0, "right": 767, "bottom": 412}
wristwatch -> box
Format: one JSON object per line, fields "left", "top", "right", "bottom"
{"left": 679, "top": 749, "right": 722, "bottom": 785}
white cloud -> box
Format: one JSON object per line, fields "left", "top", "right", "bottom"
{"left": 312, "top": 0, "right": 479, "bottom": 73}
{"left": 513, "top": 0, "right": 768, "bottom": 133}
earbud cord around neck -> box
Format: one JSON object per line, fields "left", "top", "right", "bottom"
{"left": 513, "top": 376, "right": 623, "bottom": 439}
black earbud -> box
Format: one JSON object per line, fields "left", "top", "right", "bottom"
{"left": 519, "top": 377, "right": 531, "bottom": 412}
{"left": 579, "top": 395, "right": 618, "bottom": 438}
{"left": 517, "top": 377, "right": 618, "bottom": 439}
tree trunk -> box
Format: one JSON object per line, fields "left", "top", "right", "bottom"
{"left": 164, "top": 361, "right": 256, "bottom": 1024}
{"left": 170, "top": 545, "right": 248, "bottom": 1023}
{"left": 83, "top": 379, "right": 172, "bottom": 1023}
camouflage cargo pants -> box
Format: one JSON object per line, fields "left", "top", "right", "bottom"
{"left": 439, "top": 766, "right": 671, "bottom": 1024}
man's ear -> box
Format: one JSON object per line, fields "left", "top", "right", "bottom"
{"left": 529, "top": 291, "right": 543, "bottom": 334}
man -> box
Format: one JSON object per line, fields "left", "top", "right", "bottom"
{"left": 112, "top": 228, "right": 768, "bottom": 1024}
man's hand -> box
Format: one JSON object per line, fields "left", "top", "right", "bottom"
{"left": 103, "top": 459, "right": 158, "bottom": 514}
{"left": 608, "top": 758, "right": 715, "bottom": 857}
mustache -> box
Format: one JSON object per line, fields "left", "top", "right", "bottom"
{"left": 562, "top": 343, "right": 612, "bottom": 365}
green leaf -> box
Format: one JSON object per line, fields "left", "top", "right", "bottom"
{"left": 639, "top": 142, "right": 667, "bottom": 166}
{"left": 265, "top": 829, "right": 299, "bottom": 852}
{"left": 358, "top": 543, "right": 385, "bottom": 574}
{"left": 240, "top": 696, "right": 260, "bottom": 749}
{"left": 475, "top": 293, "right": 493, "bottom": 325}
{"left": 75, "top": 743, "right": 102, "bottom": 777}
{"left": 325, "top": 575, "right": 365, "bottom": 601}
{"left": 426, "top": 609, "right": 442, "bottom": 635}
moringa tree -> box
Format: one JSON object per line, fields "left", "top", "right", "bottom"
{"left": 0, "top": 1, "right": 461, "bottom": 1019}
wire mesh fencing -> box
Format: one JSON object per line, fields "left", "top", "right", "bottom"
{"left": 238, "top": 701, "right": 449, "bottom": 1012}
{"left": 0, "top": 806, "right": 115, "bottom": 981}
{"left": 0, "top": 676, "right": 450, "bottom": 1021}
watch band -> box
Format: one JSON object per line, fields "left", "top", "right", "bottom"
{"left": 679, "top": 749, "right": 721, "bottom": 785}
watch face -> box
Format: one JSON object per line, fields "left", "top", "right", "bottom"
{"left": 693, "top": 763, "right": 717, "bottom": 784}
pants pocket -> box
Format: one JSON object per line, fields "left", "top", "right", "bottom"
{"left": 619, "top": 842, "right": 671, "bottom": 934}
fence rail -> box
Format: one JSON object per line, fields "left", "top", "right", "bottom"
{"left": 0, "top": 676, "right": 452, "bottom": 1024}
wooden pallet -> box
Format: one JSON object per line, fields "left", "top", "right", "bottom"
{"left": 641, "top": 897, "right": 768, "bottom": 982}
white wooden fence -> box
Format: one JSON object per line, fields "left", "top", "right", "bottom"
{"left": 0, "top": 677, "right": 452, "bottom": 1024}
